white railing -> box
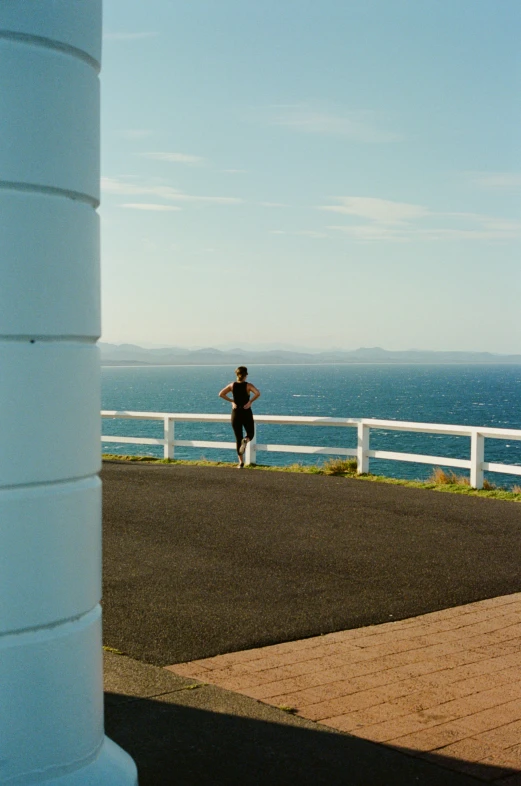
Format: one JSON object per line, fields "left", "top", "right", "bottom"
{"left": 101, "top": 410, "right": 521, "bottom": 490}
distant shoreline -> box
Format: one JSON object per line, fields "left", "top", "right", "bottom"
{"left": 100, "top": 343, "right": 521, "bottom": 367}
{"left": 101, "top": 360, "right": 521, "bottom": 368}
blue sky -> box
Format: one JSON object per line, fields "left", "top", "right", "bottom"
{"left": 100, "top": 0, "right": 520, "bottom": 352}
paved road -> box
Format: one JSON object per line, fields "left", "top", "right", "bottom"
{"left": 101, "top": 462, "right": 521, "bottom": 666}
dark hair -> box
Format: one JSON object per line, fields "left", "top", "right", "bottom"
{"left": 235, "top": 366, "right": 248, "bottom": 381}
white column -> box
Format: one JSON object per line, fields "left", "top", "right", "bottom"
{"left": 357, "top": 421, "right": 370, "bottom": 474}
{"left": 0, "top": 3, "right": 137, "bottom": 784}
{"left": 470, "top": 431, "right": 485, "bottom": 489}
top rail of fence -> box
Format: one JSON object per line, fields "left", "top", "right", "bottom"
{"left": 101, "top": 410, "right": 521, "bottom": 441}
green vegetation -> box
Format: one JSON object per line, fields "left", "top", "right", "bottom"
{"left": 102, "top": 454, "right": 521, "bottom": 503}
{"left": 103, "top": 454, "right": 236, "bottom": 467}
{"left": 102, "top": 645, "right": 125, "bottom": 655}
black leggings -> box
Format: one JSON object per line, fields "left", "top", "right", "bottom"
{"left": 231, "top": 407, "right": 255, "bottom": 452}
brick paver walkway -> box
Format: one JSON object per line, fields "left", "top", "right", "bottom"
{"left": 167, "top": 594, "right": 521, "bottom": 783}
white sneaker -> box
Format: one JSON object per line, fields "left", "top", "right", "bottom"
{"left": 239, "top": 438, "right": 249, "bottom": 455}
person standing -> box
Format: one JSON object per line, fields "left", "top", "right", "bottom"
{"left": 219, "top": 366, "right": 261, "bottom": 468}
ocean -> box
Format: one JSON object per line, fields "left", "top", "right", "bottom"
{"left": 101, "top": 364, "right": 521, "bottom": 488}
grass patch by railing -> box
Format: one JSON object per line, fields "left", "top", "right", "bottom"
{"left": 102, "top": 454, "right": 521, "bottom": 502}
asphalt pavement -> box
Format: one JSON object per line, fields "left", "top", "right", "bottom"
{"left": 101, "top": 462, "right": 521, "bottom": 667}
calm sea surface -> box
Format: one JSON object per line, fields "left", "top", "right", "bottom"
{"left": 101, "top": 364, "right": 521, "bottom": 488}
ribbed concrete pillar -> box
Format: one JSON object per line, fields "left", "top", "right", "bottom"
{"left": 0, "top": 3, "right": 137, "bottom": 784}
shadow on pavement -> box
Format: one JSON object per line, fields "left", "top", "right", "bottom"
{"left": 105, "top": 691, "right": 513, "bottom": 786}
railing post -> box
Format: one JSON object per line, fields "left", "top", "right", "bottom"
{"left": 357, "top": 421, "right": 370, "bottom": 474}
{"left": 164, "top": 417, "right": 175, "bottom": 460}
{"left": 245, "top": 434, "right": 257, "bottom": 466}
{"left": 470, "top": 431, "right": 485, "bottom": 489}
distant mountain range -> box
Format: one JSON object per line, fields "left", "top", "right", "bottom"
{"left": 100, "top": 343, "right": 521, "bottom": 366}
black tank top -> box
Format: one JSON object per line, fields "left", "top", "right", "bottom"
{"left": 232, "top": 381, "right": 250, "bottom": 407}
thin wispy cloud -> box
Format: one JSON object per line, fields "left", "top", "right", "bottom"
{"left": 422, "top": 225, "right": 521, "bottom": 240}
{"left": 141, "top": 152, "right": 205, "bottom": 165}
{"left": 328, "top": 224, "right": 409, "bottom": 243}
{"left": 322, "top": 196, "right": 521, "bottom": 242}
{"left": 469, "top": 172, "right": 521, "bottom": 190}
{"left": 101, "top": 176, "right": 243, "bottom": 205}
{"left": 257, "top": 104, "right": 401, "bottom": 143}
{"left": 139, "top": 155, "right": 251, "bottom": 176}
{"left": 320, "top": 197, "right": 429, "bottom": 224}
{"left": 270, "top": 229, "right": 327, "bottom": 238}
{"left": 332, "top": 221, "right": 463, "bottom": 243}
{"left": 104, "top": 32, "right": 159, "bottom": 41}
{"left": 120, "top": 130, "right": 153, "bottom": 140}
{"left": 328, "top": 224, "right": 521, "bottom": 243}
{"left": 120, "top": 203, "right": 181, "bottom": 212}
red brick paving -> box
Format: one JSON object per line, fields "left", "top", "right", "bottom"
{"left": 166, "top": 593, "right": 521, "bottom": 780}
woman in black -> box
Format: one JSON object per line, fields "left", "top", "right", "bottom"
{"left": 219, "top": 366, "right": 261, "bottom": 468}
